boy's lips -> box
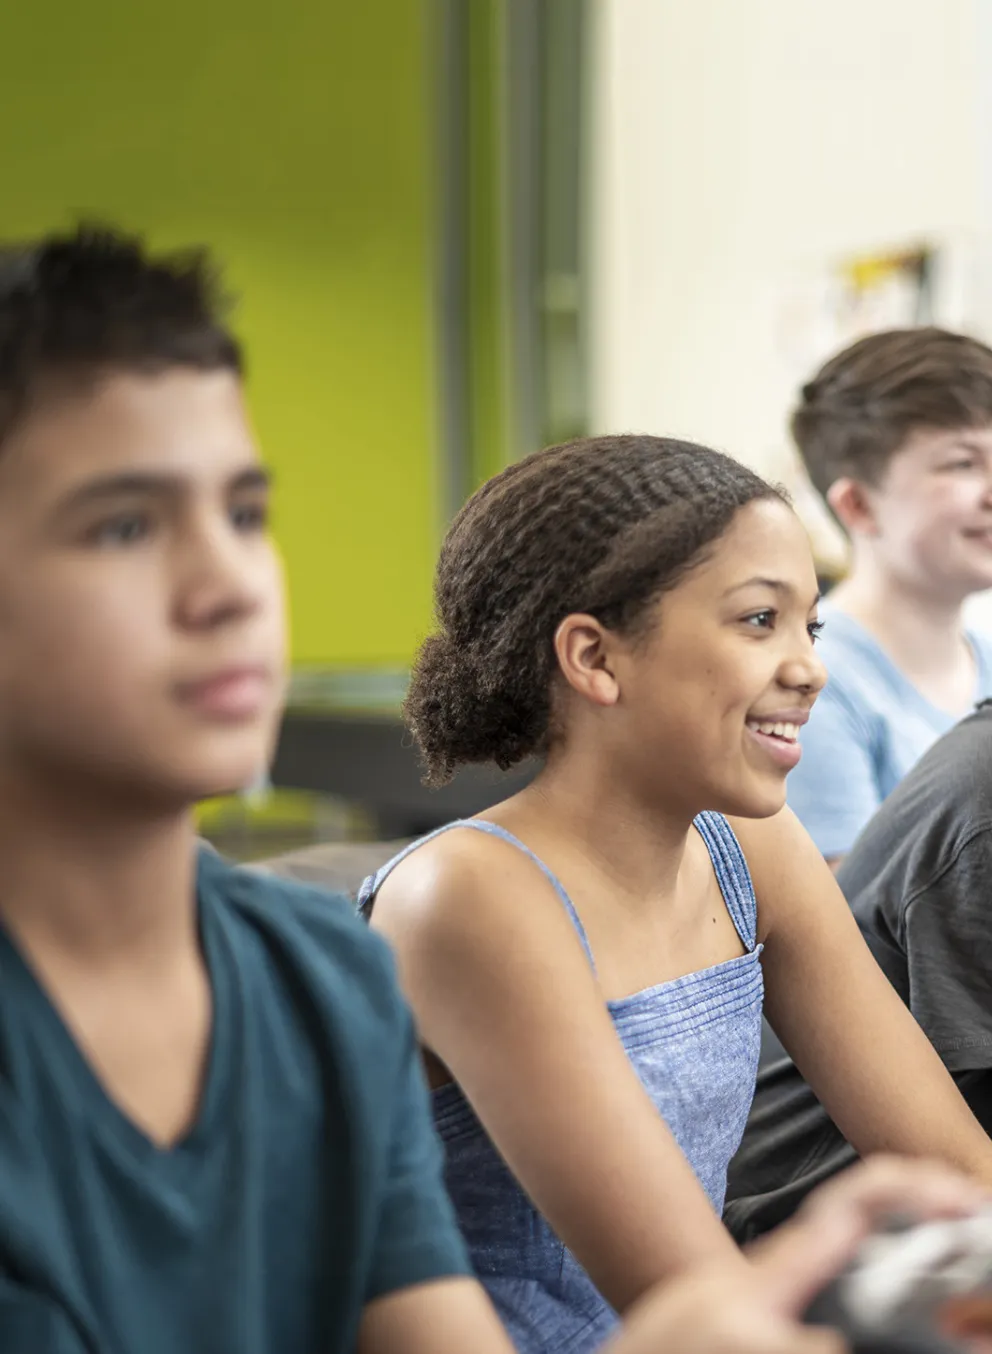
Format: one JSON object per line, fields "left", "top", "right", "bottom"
{"left": 176, "top": 664, "right": 274, "bottom": 720}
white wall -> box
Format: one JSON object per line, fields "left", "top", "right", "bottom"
{"left": 588, "top": 0, "right": 985, "bottom": 485}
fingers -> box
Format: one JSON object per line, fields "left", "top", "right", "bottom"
{"left": 796, "top": 1155, "right": 990, "bottom": 1229}
{"left": 616, "top": 1160, "right": 989, "bottom": 1354}
{"left": 749, "top": 1156, "right": 991, "bottom": 1318}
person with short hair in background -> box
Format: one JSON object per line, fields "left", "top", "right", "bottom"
{"left": 786, "top": 328, "right": 992, "bottom": 866}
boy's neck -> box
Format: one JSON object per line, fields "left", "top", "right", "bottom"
{"left": 829, "top": 554, "right": 973, "bottom": 690}
{"left": 0, "top": 772, "right": 201, "bottom": 967}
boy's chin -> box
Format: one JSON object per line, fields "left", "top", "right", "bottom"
{"left": 145, "top": 745, "right": 274, "bottom": 810}
{"left": 173, "top": 726, "right": 277, "bottom": 803}
{"left": 950, "top": 549, "right": 992, "bottom": 594}
{"left": 188, "top": 762, "right": 271, "bottom": 805}
{"left": 963, "top": 570, "right": 992, "bottom": 597}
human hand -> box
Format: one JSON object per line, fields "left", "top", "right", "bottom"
{"left": 608, "top": 1156, "right": 991, "bottom": 1354}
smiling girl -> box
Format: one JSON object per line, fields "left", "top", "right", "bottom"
{"left": 361, "top": 435, "right": 992, "bottom": 1353}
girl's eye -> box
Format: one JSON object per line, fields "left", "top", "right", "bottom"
{"left": 744, "top": 610, "right": 776, "bottom": 630}
{"left": 808, "top": 619, "right": 825, "bottom": 642}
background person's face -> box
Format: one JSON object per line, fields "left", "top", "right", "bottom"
{"left": 864, "top": 425, "right": 992, "bottom": 601}
{"left": 0, "top": 368, "right": 287, "bottom": 805}
{"left": 604, "top": 498, "right": 826, "bottom": 820}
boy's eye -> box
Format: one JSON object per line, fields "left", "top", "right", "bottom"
{"left": 743, "top": 610, "right": 776, "bottom": 630}
{"left": 808, "top": 619, "right": 825, "bottom": 642}
{"left": 230, "top": 500, "right": 269, "bottom": 532}
{"left": 941, "top": 457, "right": 980, "bottom": 472}
{"left": 90, "top": 514, "right": 150, "bottom": 547}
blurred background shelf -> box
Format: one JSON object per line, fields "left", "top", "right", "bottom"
{"left": 272, "top": 681, "right": 536, "bottom": 841}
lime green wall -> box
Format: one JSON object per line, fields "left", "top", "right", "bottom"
{"left": 467, "top": 0, "right": 511, "bottom": 488}
{"left": 0, "top": 1, "right": 439, "bottom": 666}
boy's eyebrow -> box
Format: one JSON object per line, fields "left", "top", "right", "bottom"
{"left": 723, "top": 576, "right": 821, "bottom": 606}
{"left": 55, "top": 464, "right": 271, "bottom": 513}
{"left": 946, "top": 435, "right": 990, "bottom": 451}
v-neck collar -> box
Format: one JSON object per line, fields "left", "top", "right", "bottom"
{"left": 0, "top": 853, "right": 235, "bottom": 1168}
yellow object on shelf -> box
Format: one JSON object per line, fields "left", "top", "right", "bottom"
{"left": 196, "top": 788, "right": 374, "bottom": 864}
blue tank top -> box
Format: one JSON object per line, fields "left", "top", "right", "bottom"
{"left": 358, "top": 811, "right": 763, "bottom": 1354}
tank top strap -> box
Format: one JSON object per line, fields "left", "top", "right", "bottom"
{"left": 692, "top": 811, "right": 759, "bottom": 952}
{"left": 355, "top": 822, "right": 459, "bottom": 919}
{"left": 357, "top": 819, "right": 598, "bottom": 973}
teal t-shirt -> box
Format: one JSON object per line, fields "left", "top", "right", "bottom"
{"left": 0, "top": 849, "right": 470, "bottom": 1353}
{"left": 787, "top": 604, "right": 992, "bottom": 857}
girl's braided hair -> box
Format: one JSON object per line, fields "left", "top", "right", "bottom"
{"left": 406, "top": 434, "right": 785, "bottom": 784}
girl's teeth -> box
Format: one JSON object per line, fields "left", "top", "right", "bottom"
{"left": 749, "top": 720, "right": 800, "bottom": 741}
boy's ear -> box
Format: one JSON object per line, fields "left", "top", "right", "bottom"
{"left": 826, "top": 477, "right": 879, "bottom": 537}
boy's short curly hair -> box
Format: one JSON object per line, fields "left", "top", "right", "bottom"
{"left": 0, "top": 223, "right": 241, "bottom": 447}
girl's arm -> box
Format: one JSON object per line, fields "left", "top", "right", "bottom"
{"left": 359, "top": 1160, "right": 990, "bottom": 1354}
{"left": 370, "top": 829, "right": 742, "bottom": 1315}
{"left": 730, "top": 806, "right": 992, "bottom": 1183}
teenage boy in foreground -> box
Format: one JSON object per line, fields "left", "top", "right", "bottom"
{"left": 0, "top": 226, "right": 984, "bottom": 1354}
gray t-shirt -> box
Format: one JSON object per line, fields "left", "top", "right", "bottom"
{"left": 724, "top": 702, "right": 992, "bottom": 1242}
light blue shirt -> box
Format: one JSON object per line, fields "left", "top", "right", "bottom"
{"left": 787, "top": 603, "right": 992, "bottom": 858}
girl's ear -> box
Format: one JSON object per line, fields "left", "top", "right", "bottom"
{"left": 554, "top": 613, "right": 622, "bottom": 708}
